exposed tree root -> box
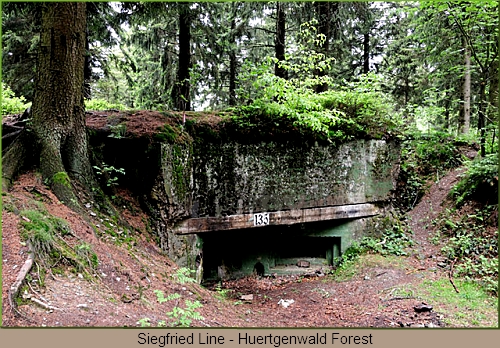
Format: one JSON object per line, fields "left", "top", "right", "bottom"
{"left": 2, "top": 131, "right": 33, "bottom": 192}
{"left": 29, "top": 297, "right": 60, "bottom": 311}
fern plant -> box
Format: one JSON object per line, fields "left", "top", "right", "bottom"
{"left": 138, "top": 290, "right": 204, "bottom": 327}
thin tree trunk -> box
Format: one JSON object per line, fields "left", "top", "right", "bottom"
{"left": 363, "top": 32, "right": 370, "bottom": 74}
{"left": 274, "top": 2, "right": 287, "bottom": 79}
{"left": 229, "top": 16, "right": 237, "bottom": 106}
{"left": 488, "top": 58, "right": 498, "bottom": 121}
{"left": 478, "top": 80, "right": 486, "bottom": 157}
{"left": 462, "top": 40, "right": 471, "bottom": 134}
{"left": 444, "top": 92, "right": 451, "bottom": 131}
{"left": 161, "top": 44, "right": 172, "bottom": 107}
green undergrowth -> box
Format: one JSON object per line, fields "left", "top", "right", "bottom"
{"left": 1, "top": 83, "right": 31, "bottom": 116}
{"left": 330, "top": 253, "right": 406, "bottom": 282}
{"left": 395, "top": 130, "right": 469, "bottom": 211}
{"left": 450, "top": 153, "right": 498, "bottom": 207}
{"left": 139, "top": 268, "right": 204, "bottom": 327}
{"left": 431, "top": 204, "right": 498, "bottom": 295}
{"left": 18, "top": 207, "right": 99, "bottom": 283}
{"left": 333, "top": 214, "right": 414, "bottom": 279}
{"left": 85, "top": 98, "right": 128, "bottom": 111}
{"left": 416, "top": 278, "right": 498, "bottom": 327}
{"left": 230, "top": 78, "right": 399, "bottom": 144}
{"left": 91, "top": 211, "right": 138, "bottom": 249}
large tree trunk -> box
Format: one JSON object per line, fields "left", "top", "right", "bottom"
{"left": 3, "top": 3, "right": 92, "bottom": 210}
{"left": 173, "top": 3, "right": 192, "bottom": 111}
{"left": 274, "top": 2, "right": 287, "bottom": 79}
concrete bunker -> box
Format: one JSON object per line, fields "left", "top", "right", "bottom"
{"left": 177, "top": 212, "right": 382, "bottom": 281}
{"left": 158, "top": 138, "right": 400, "bottom": 281}
{"left": 199, "top": 223, "right": 342, "bottom": 280}
{"left": 86, "top": 114, "right": 401, "bottom": 282}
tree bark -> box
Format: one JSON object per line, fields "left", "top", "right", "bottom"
{"left": 363, "top": 32, "right": 370, "bottom": 74}
{"left": 477, "top": 80, "right": 486, "bottom": 157}
{"left": 444, "top": 90, "right": 451, "bottom": 131}
{"left": 173, "top": 3, "right": 192, "bottom": 111}
{"left": 274, "top": 2, "right": 287, "bottom": 79}
{"left": 461, "top": 39, "right": 471, "bottom": 134}
{"left": 488, "top": 58, "right": 498, "bottom": 121}
{"left": 229, "top": 16, "right": 237, "bottom": 106}
{"left": 3, "top": 3, "right": 92, "bottom": 210}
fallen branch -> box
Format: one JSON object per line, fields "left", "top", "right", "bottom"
{"left": 383, "top": 296, "right": 417, "bottom": 302}
{"left": 449, "top": 257, "right": 460, "bottom": 293}
{"left": 30, "top": 297, "right": 60, "bottom": 311}
{"left": 8, "top": 242, "right": 35, "bottom": 321}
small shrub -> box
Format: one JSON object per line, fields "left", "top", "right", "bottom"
{"left": 108, "top": 124, "right": 127, "bottom": 139}
{"left": 93, "top": 163, "right": 125, "bottom": 187}
{"left": 139, "top": 290, "right": 204, "bottom": 327}
{"left": 395, "top": 131, "right": 464, "bottom": 211}
{"left": 232, "top": 21, "right": 397, "bottom": 143}
{"left": 361, "top": 224, "right": 414, "bottom": 256}
{"left": 413, "top": 132, "right": 462, "bottom": 175}
{"left": 450, "top": 154, "right": 498, "bottom": 207}
{"left": 334, "top": 241, "right": 365, "bottom": 268}
{"left": 1, "top": 83, "right": 31, "bottom": 116}
{"left": 214, "top": 283, "right": 232, "bottom": 300}
{"left": 163, "top": 299, "right": 204, "bottom": 327}
{"left": 434, "top": 205, "right": 498, "bottom": 295}
{"left": 75, "top": 242, "right": 99, "bottom": 270}
{"left": 20, "top": 210, "right": 57, "bottom": 260}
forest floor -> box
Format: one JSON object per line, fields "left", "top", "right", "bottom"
{"left": 2, "top": 111, "right": 498, "bottom": 328}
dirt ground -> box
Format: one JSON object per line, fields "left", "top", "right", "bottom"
{"left": 2, "top": 112, "right": 497, "bottom": 327}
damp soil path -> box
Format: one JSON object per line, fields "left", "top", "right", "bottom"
{"left": 406, "top": 167, "right": 466, "bottom": 263}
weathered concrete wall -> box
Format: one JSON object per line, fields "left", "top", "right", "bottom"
{"left": 148, "top": 138, "right": 400, "bottom": 275}
{"left": 190, "top": 139, "right": 399, "bottom": 217}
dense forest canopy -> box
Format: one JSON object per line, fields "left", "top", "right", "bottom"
{"left": 2, "top": 1, "right": 498, "bottom": 149}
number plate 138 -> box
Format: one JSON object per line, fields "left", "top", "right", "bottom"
{"left": 253, "top": 213, "right": 270, "bottom": 226}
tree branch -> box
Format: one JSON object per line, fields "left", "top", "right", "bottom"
{"left": 447, "top": 2, "right": 485, "bottom": 73}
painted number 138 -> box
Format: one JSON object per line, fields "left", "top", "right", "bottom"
{"left": 253, "top": 213, "right": 269, "bottom": 226}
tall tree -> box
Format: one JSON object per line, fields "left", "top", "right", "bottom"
{"left": 461, "top": 36, "right": 471, "bottom": 134}
{"left": 274, "top": 2, "right": 287, "bottom": 79}
{"left": 3, "top": 2, "right": 92, "bottom": 208}
{"left": 172, "top": 2, "right": 192, "bottom": 111}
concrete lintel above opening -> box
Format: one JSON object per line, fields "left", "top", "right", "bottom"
{"left": 174, "top": 203, "right": 381, "bottom": 235}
